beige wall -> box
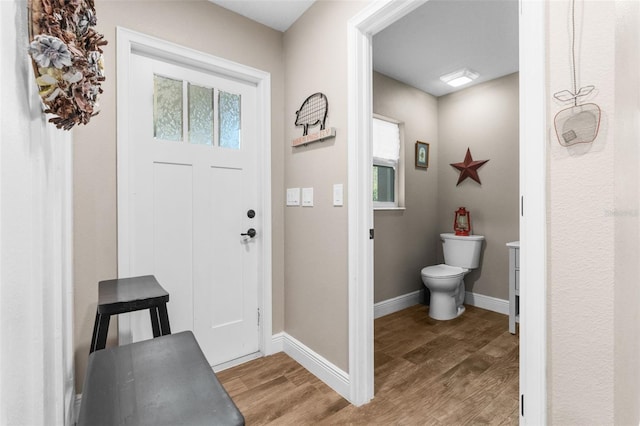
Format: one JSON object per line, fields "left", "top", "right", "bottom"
{"left": 437, "top": 73, "right": 520, "bottom": 300}
{"left": 73, "top": 0, "right": 285, "bottom": 391}
{"left": 547, "top": 1, "right": 640, "bottom": 423}
{"left": 372, "top": 72, "right": 439, "bottom": 303}
{"left": 283, "top": 0, "right": 366, "bottom": 372}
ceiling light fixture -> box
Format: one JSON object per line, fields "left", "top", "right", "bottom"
{"left": 440, "top": 68, "right": 479, "bottom": 88}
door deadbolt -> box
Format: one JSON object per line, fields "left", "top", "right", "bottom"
{"left": 247, "top": 209, "right": 256, "bottom": 218}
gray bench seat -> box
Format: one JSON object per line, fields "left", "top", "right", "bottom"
{"left": 78, "top": 331, "right": 244, "bottom": 426}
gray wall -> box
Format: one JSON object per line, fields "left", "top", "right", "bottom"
{"left": 283, "top": 0, "right": 367, "bottom": 372}
{"left": 437, "top": 73, "right": 520, "bottom": 300}
{"left": 372, "top": 72, "right": 439, "bottom": 303}
{"left": 373, "top": 72, "right": 519, "bottom": 303}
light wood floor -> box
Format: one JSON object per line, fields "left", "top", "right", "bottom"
{"left": 217, "top": 304, "right": 519, "bottom": 425}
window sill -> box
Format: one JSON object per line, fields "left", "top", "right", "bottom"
{"left": 374, "top": 206, "right": 406, "bottom": 211}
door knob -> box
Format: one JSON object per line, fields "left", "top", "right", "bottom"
{"left": 241, "top": 228, "right": 257, "bottom": 238}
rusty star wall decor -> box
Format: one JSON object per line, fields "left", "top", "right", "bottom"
{"left": 450, "top": 148, "right": 489, "bottom": 185}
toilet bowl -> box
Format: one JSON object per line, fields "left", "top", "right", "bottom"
{"left": 421, "top": 233, "right": 484, "bottom": 320}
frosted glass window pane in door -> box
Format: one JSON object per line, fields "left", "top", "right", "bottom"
{"left": 219, "top": 91, "right": 241, "bottom": 149}
{"left": 188, "top": 84, "right": 214, "bottom": 146}
{"left": 154, "top": 75, "right": 183, "bottom": 142}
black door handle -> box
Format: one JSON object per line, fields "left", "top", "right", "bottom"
{"left": 241, "top": 228, "right": 257, "bottom": 238}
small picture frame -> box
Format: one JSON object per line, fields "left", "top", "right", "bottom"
{"left": 415, "top": 141, "right": 430, "bottom": 168}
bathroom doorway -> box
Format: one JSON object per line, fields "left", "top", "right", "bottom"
{"left": 347, "top": 0, "right": 547, "bottom": 422}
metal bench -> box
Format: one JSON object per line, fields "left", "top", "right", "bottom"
{"left": 78, "top": 331, "right": 244, "bottom": 426}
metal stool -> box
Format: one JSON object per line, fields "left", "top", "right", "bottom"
{"left": 90, "top": 275, "right": 171, "bottom": 353}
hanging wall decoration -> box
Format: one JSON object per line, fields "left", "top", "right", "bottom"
{"left": 553, "top": 0, "right": 601, "bottom": 146}
{"left": 292, "top": 92, "right": 336, "bottom": 147}
{"left": 450, "top": 148, "right": 489, "bottom": 186}
{"left": 415, "top": 141, "right": 430, "bottom": 169}
{"left": 27, "top": 0, "right": 108, "bottom": 130}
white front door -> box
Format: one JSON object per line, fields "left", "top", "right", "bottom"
{"left": 123, "top": 52, "right": 260, "bottom": 366}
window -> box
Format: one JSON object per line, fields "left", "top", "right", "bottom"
{"left": 373, "top": 116, "right": 402, "bottom": 208}
{"left": 153, "top": 74, "right": 241, "bottom": 149}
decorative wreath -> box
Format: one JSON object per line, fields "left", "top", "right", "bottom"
{"left": 28, "top": 0, "right": 107, "bottom": 130}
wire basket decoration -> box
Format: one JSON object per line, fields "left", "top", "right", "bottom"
{"left": 553, "top": 0, "right": 601, "bottom": 147}
{"left": 295, "top": 92, "right": 328, "bottom": 136}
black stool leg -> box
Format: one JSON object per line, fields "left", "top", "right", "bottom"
{"left": 89, "top": 311, "right": 100, "bottom": 353}
{"left": 158, "top": 303, "right": 171, "bottom": 336}
{"left": 91, "top": 313, "right": 111, "bottom": 353}
{"left": 149, "top": 307, "right": 161, "bottom": 338}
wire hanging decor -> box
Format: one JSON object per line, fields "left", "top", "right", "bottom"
{"left": 553, "top": 0, "right": 601, "bottom": 147}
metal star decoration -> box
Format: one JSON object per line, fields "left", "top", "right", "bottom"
{"left": 450, "top": 148, "right": 489, "bottom": 185}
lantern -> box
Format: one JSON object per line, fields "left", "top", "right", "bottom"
{"left": 453, "top": 207, "right": 471, "bottom": 236}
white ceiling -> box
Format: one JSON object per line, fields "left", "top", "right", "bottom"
{"left": 373, "top": 0, "right": 519, "bottom": 97}
{"left": 208, "top": 0, "right": 315, "bottom": 32}
{"left": 209, "top": 0, "right": 519, "bottom": 97}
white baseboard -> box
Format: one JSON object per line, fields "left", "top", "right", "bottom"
{"left": 464, "top": 291, "right": 509, "bottom": 315}
{"left": 73, "top": 394, "right": 82, "bottom": 425}
{"left": 374, "top": 290, "right": 422, "bottom": 319}
{"left": 281, "top": 333, "right": 350, "bottom": 401}
{"left": 270, "top": 331, "right": 285, "bottom": 353}
{"left": 72, "top": 332, "right": 350, "bottom": 421}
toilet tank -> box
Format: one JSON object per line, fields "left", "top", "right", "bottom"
{"left": 440, "top": 233, "right": 485, "bottom": 269}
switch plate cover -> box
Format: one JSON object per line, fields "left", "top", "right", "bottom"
{"left": 302, "top": 187, "right": 314, "bottom": 207}
{"left": 286, "top": 188, "right": 300, "bottom": 206}
{"left": 333, "top": 183, "right": 343, "bottom": 206}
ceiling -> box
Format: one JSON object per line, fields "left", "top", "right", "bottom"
{"left": 209, "top": 0, "right": 519, "bottom": 97}
{"left": 373, "top": 0, "right": 519, "bottom": 97}
{"left": 208, "top": 0, "right": 315, "bottom": 32}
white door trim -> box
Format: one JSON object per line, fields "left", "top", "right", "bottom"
{"left": 116, "top": 27, "right": 274, "bottom": 357}
{"left": 347, "top": 0, "right": 427, "bottom": 406}
{"left": 347, "top": 0, "right": 548, "bottom": 420}
{"left": 518, "top": 1, "right": 548, "bottom": 423}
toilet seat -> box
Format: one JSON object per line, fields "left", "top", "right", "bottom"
{"left": 421, "top": 264, "right": 466, "bottom": 279}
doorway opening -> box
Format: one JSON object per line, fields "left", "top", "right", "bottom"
{"left": 347, "top": 1, "right": 547, "bottom": 423}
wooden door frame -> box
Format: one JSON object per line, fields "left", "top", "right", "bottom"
{"left": 347, "top": 1, "right": 548, "bottom": 422}
{"left": 115, "top": 27, "right": 274, "bottom": 359}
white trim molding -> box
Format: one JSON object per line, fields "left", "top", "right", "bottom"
{"left": 347, "top": 0, "right": 428, "bottom": 407}
{"left": 271, "top": 331, "right": 285, "bottom": 354}
{"left": 519, "top": 0, "right": 548, "bottom": 423}
{"left": 115, "top": 27, "right": 273, "bottom": 359}
{"left": 282, "top": 333, "right": 350, "bottom": 401}
{"left": 464, "top": 291, "right": 509, "bottom": 316}
{"left": 374, "top": 290, "right": 422, "bottom": 319}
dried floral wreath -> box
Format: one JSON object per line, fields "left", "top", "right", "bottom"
{"left": 28, "top": 0, "right": 107, "bottom": 130}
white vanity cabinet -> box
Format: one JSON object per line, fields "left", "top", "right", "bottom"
{"left": 507, "top": 241, "right": 519, "bottom": 334}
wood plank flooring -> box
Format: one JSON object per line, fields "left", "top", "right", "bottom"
{"left": 217, "top": 304, "right": 519, "bottom": 425}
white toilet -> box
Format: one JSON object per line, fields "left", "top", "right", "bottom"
{"left": 421, "top": 233, "right": 485, "bottom": 320}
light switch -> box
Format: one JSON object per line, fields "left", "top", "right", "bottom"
{"left": 286, "top": 188, "right": 300, "bottom": 206}
{"left": 302, "top": 187, "right": 314, "bottom": 207}
{"left": 333, "top": 184, "right": 343, "bottom": 206}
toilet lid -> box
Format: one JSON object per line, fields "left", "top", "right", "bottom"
{"left": 421, "top": 264, "right": 466, "bottom": 278}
